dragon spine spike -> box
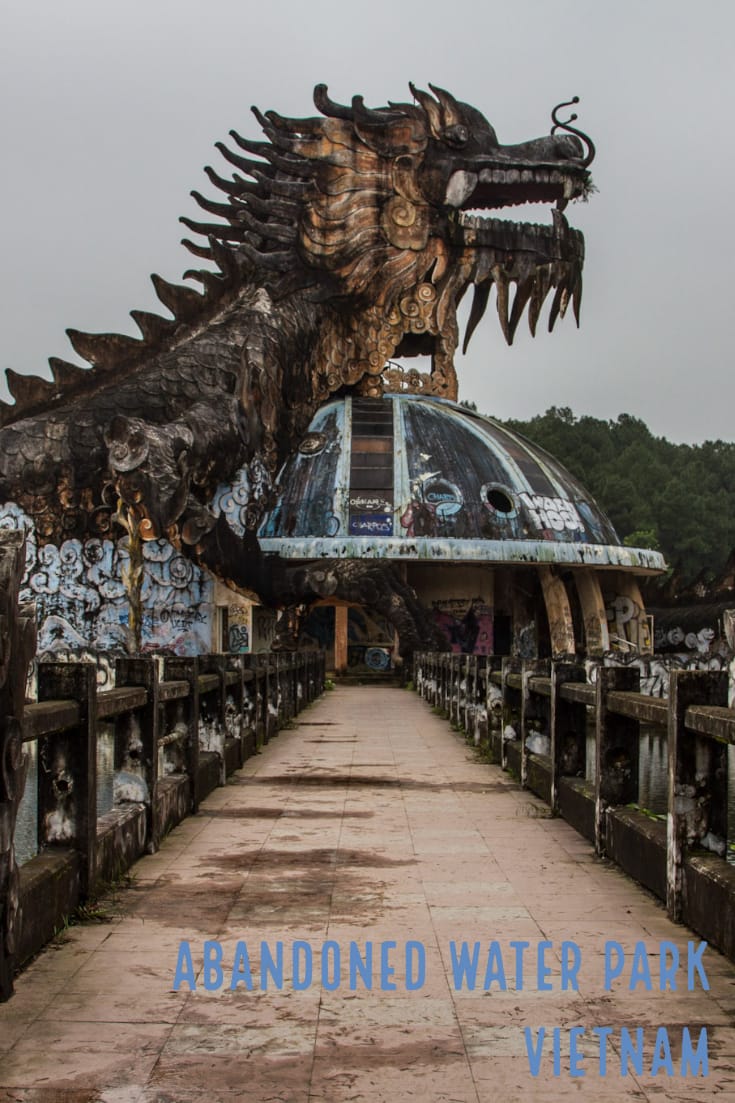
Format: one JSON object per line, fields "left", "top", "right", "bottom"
{"left": 150, "top": 274, "right": 204, "bottom": 320}
{"left": 229, "top": 130, "right": 271, "bottom": 156}
{"left": 130, "top": 310, "right": 177, "bottom": 343}
{"left": 66, "top": 329, "right": 142, "bottom": 368}
{"left": 235, "top": 208, "right": 297, "bottom": 246}
{"left": 214, "top": 141, "right": 275, "bottom": 179}
{"left": 203, "top": 165, "right": 260, "bottom": 197}
{"left": 182, "top": 269, "right": 227, "bottom": 296}
{"left": 190, "top": 190, "right": 242, "bottom": 221}
{"left": 4, "top": 369, "right": 54, "bottom": 405}
{"left": 179, "top": 216, "right": 248, "bottom": 242}
{"left": 208, "top": 237, "right": 250, "bottom": 279}
{"left": 49, "top": 357, "right": 90, "bottom": 387}
{"left": 230, "top": 130, "right": 313, "bottom": 175}
{"left": 237, "top": 242, "right": 294, "bottom": 271}
{"left": 250, "top": 105, "right": 270, "bottom": 130}
{"left": 180, "top": 238, "right": 215, "bottom": 260}
{"left": 245, "top": 193, "right": 300, "bottom": 222}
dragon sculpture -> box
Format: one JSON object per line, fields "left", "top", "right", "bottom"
{"left": 0, "top": 84, "right": 594, "bottom": 653}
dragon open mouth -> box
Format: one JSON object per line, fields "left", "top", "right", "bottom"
{"left": 448, "top": 165, "right": 588, "bottom": 211}
{"left": 444, "top": 162, "right": 591, "bottom": 349}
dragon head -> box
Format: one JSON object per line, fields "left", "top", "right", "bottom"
{"left": 186, "top": 83, "right": 594, "bottom": 400}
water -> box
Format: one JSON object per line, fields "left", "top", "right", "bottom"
{"left": 14, "top": 741, "right": 38, "bottom": 866}
{"left": 586, "top": 719, "right": 735, "bottom": 864}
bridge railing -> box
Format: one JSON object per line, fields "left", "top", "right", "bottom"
{"left": 415, "top": 651, "right": 735, "bottom": 962}
{"left": 2, "top": 647, "right": 324, "bottom": 1001}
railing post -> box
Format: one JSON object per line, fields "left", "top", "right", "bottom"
{"left": 224, "top": 653, "right": 246, "bottom": 767}
{"left": 463, "top": 655, "right": 475, "bottom": 734}
{"left": 485, "top": 658, "right": 503, "bottom": 761}
{"left": 550, "top": 660, "right": 587, "bottom": 814}
{"left": 594, "top": 665, "right": 640, "bottom": 857}
{"left": 284, "top": 655, "right": 295, "bottom": 724}
{"left": 37, "top": 662, "right": 98, "bottom": 894}
{"left": 667, "top": 669, "right": 728, "bottom": 922}
{"left": 199, "top": 654, "right": 227, "bottom": 784}
{"left": 254, "top": 655, "right": 274, "bottom": 743}
{"left": 471, "top": 656, "right": 488, "bottom": 745}
{"left": 163, "top": 657, "right": 200, "bottom": 811}
{"left": 115, "top": 657, "right": 160, "bottom": 853}
{"left": 520, "top": 659, "right": 548, "bottom": 789}
{"left": 452, "top": 654, "right": 462, "bottom": 726}
{"left": 500, "top": 656, "right": 521, "bottom": 770}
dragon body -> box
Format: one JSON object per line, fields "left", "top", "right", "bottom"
{"left": 0, "top": 85, "right": 594, "bottom": 654}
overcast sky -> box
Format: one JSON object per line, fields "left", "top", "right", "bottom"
{"left": 1, "top": 0, "right": 732, "bottom": 444}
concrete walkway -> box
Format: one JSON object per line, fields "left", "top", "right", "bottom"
{"left": 1, "top": 686, "right": 734, "bottom": 1102}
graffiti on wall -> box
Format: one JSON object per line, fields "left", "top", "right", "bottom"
{"left": 347, "top": 607, "right": 394, "bottom": 670}
{"left": 228, "top": 604, "right": 251, "bottom": 653}
{"left": 517, "top": 493, "right": 582, "bottom": 534}
{"left": 0, "top": 501, "right": 213, "bottom": 656}
{"left": 598, "top": 650, "right": 731, "bottom": 699}
{"left": 252, "top": 606, "right": 277, "bottom": 652}
{"left": 432, "top": 597, "right": 493, "bottom": 655}
{"left": 605, "top": 594, "right": 653, "bottom": 654}
{"left": 654, "top": 623, "right": 720, "bottom": 654}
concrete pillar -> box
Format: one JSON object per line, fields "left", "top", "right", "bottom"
{"left": 538, "top": 566, "right": 576, "bottom": 657}
{"left": 334, "top": 605, "right": 348, "bottom": 674}
{"left": 574, "top": 571, "right": 610, "bottom": 657}
{"left": 604, "top": 573, "right": 653, "bottom": 654}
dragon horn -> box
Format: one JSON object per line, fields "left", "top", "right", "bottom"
{"left": 313, "top": 84, "right": 353, "bottom": 120}
{"left": 351, "top": 95, "right": 397, "bottom": 124}
{"left": 409, "top": 82, "right": 442, "bottom": 138}
{"left": 428, "top": 84, "right": 463, "bottom": 127}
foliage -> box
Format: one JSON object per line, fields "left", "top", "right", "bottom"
{"left": 501, "top": 406, "right": 735, "bottom": 583}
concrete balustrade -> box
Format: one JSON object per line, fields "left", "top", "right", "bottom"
{"left": 414, "top": 651, "right": 735, "bottom": 962}
{"left": 2, "top": 649, "right": 324, "bottom": 1000}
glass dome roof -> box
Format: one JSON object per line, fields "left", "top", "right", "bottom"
{"left": 258, "top": 395, "right": 666, "bottom": 572}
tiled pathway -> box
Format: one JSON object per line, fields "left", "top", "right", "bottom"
{"left": 1, "top": 686, "right": 734, "bottom": 1101}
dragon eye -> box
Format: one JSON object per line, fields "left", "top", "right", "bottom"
{"left": 443, "top": 124, "right": 469, "bottom": 147}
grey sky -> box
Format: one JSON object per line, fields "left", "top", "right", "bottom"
{"left": 1, "top": 0, "right": 732, "bottom": 444}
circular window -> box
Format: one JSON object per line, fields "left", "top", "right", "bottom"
{"left": 482, "top": 483, "right": 516, "bottom": 517}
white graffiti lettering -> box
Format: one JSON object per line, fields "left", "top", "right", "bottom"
{"left": 518, "top": 493, "right": 582, "bottom": 532}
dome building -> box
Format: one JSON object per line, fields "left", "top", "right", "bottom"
{"left": 258, "top": 395, "right": 665, "bottom": 672}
